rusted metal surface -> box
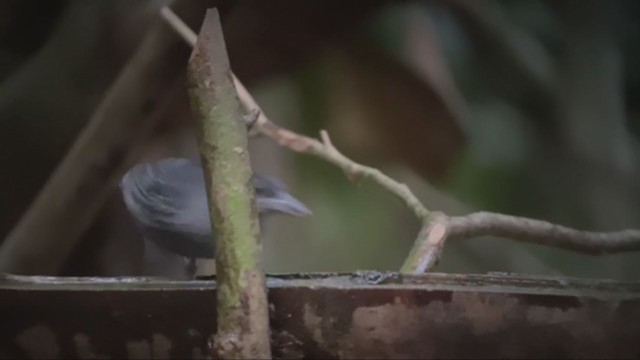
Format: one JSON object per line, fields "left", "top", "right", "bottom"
{"left": 1, "top": 272, "right": 639, "bottom": 359}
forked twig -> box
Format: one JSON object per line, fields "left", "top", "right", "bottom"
{"left": 161, "top": 6, "right": 640, "bottom": 274}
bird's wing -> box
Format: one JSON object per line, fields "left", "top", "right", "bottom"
{"left": 121, "top": 157, "right": 210, "bottom": 233}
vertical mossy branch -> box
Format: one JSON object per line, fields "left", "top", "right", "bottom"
{"left": 186, "top": 9, "right": 271, "bottom": 359}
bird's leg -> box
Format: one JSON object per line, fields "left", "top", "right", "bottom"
{"left": 186, "top": 257, "right": 198, "bottom": 279}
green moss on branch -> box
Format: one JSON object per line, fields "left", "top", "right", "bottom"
{"left": 186, "top": 8, "right": 271, "bottom": 359}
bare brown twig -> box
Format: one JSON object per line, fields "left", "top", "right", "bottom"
{"left": 161, "top": 6, "right": 640, "bottom": 275}
{"left": 447, "top": 212, "right": 640, "bottom": 254}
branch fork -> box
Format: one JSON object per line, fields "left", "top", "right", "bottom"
{"left": 161, "top": 5, "right": 640, "bottom": 276}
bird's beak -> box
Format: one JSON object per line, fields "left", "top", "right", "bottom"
{"left": 259, "top": 191, "right": 312, "bottom": 217}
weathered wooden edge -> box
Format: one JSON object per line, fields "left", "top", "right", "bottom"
{"left": 2, "top": 272, "right": 639, "bottom": 359}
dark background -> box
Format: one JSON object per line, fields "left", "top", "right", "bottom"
{"left": 0, "top": 0, "right": 639, "bottom": 280}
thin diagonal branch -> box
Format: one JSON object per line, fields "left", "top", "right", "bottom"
{"left": 0, "top": 2, "right": 205, "bottom": 275}
{"left": 255, "top": 124, "right": 430, "bottom": 219}
{"left": 162, "top": 6, "right": 640, "bottom": 276}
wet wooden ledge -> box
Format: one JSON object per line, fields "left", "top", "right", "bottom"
{"left": 1, "top": 271, "right": 639, "bottom": 359}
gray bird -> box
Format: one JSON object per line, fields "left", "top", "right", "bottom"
{"left": 120, "top": 157, "right": 310, "bottom": 277}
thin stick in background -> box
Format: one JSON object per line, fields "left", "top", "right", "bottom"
{"left": 0, "top": 3, "right": 207, "bottom": 275}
